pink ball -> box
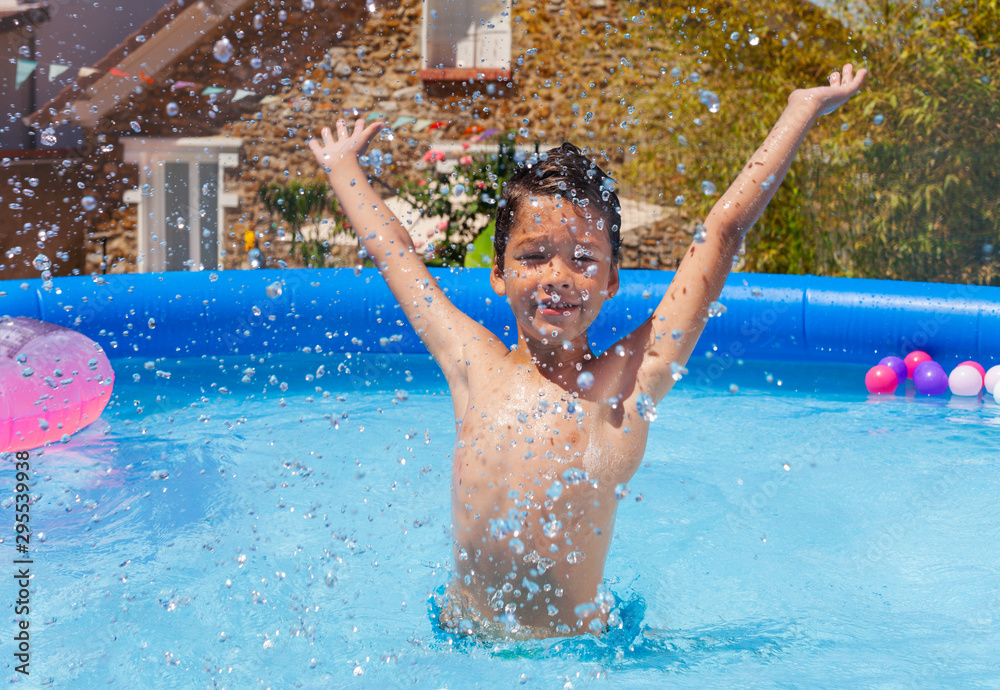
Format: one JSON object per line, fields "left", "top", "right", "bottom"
{"left": 865, "top": 365, "right": 899, "bottom": 394}
{"left": 904, "top": 351, "right": 932, "bottom": 379}
{"left": 957, "top": 360, "right": 986, "bottom": 384}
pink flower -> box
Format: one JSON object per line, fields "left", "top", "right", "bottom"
{"left": 437, "top": 220, "right": 449, "bottom": 231}
{"left": 422, "top": 149, "right": 446, "bottom": 163}
{"left": 459, "top": 155, "right": 473, "bottom": 166}
{"left": 461, "top": 143, "right": 470, "bottom": 150}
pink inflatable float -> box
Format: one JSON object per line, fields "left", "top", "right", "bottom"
{"left": 1, "top": 317, "right": 114, "bottom": 453}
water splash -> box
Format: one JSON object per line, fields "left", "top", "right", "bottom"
{"left": 213, "top": 36, "right": 234, "bottom": 63}
{"left": 636, "top": 393, "right": 656, "bottom": 421}
{"left": 577, "top": 371, "right": 595, "bottom": 390}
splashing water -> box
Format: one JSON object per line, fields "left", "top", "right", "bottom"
{"left": 693, "top": 224, "right": 707, "bottom": 243}
{"left": 266, "top": 282, "right": 282, "bottom": 299}
{"left": 81, "top": 196, "right": 97, "bottom": 212}
{"left": 213, "top": 36, "right": 234, "bottom": 63}
{"left": 698, "top": 90, "right": 721, "bottom": 114}
{"left": 670, "top": 361, "right": 688, "bottom": 381}
{"left": 301, "top": 80, "right": 317, "bottom": 97}
{"left": 614, "top": 483, "right": 630, "bottom": 500}
{"left": 32, "top": 254, "right": 51, "bottom": 271}
{"left": 701, "top": 180, "right": 717, "bottom": 195}
{"left": 562, "top": 468, "right": 588, "bottom": 485}
{"left": 546, "top": 480, "right": 563, "bottom": 501}
{"left": 542, "top": 517, "right": 563, "bottom": 538}
{"left": 636, "top": 393, "right": 657, "bottom": 421}
{"left": 165, "top": 102, "right": 179, "bottom": 117}
{"left": 576, "top": 371, "right": 595, "bottom": 390}
{"left": 873, "top": 114, "right": 884, "bottom": 126}
{"left": 708, "top": 300, "right": 727, "bottom": 317}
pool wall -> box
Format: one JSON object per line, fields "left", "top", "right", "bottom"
{"left": 1, "top": 269, "right": 998, "bottom": 366}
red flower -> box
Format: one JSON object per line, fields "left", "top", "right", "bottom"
{"left": 422, "top": 149, "right": 446, "bottom": 163}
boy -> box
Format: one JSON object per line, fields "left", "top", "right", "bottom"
{"left": 309, "top": 64, "right": 866, "bottom": 639}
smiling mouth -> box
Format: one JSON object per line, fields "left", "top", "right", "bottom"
{"left": 537, "top": 301, "right": 579, "bottom": 314}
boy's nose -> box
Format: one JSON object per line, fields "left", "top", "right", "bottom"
{"left": 542, "top": 260, "right": 572, "bottom": 290}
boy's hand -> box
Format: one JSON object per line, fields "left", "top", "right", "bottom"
{"left": 308, "top": 118, "right": 385, "bottom": 176}
{"left": 789, "top": 63, "right": 867, "bottom": 118}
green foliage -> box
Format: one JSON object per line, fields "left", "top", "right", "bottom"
{"left": 398, "top": 142, "right": 516, "bottom": 267}
{"left": 258, "top": 180, "right": 349, "bottom": 267}
{"left": 592, "top": 0, "right": 998, "bottom": 284}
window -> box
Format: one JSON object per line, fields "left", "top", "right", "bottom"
{"left": 122, "top": 136, "right": 241, "bottom": 273}
{"left": 421, "top": 0, "right": 511, "bottom": 81}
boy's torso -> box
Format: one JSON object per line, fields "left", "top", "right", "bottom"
{"left": 446, "top": 348, "right": 649, "bottom": 637}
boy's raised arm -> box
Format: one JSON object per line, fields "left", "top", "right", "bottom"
{"left": 632, "top": 64, "right": 867, "bottom": 401}
{"left": 308, "top": 119, "right": 494, "bottom": 389}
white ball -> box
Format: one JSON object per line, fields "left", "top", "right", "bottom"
{"left": 994, "top": 379, "right": 1000, "bottom": 404}
{"left": 948, "top": 364, "right": 983, "bottom": 396}
{"left": 985, "top": 365, "right": 1000, "bottom": 397}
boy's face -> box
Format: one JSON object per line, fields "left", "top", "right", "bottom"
{"left": 490, "top": 196, "right": 619, "bottom": 350}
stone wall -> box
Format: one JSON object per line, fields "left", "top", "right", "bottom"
{"left": 84, "top": 0, "right": 693, "bottom": 274}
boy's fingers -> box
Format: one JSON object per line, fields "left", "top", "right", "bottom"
{"left": 335, "top": 119, "right": 349, "bottom": 138}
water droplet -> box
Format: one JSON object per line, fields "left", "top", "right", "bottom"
{"left": 32, "top": 254, "right": 50, "bottom": 271}
{"left": 873, "top": 114, "right": 884, "bottom": 126}
{"left": 614, "top": 483, "right": 630, "bottom": 500}
{"left": 129, "top": 120, "right": 142, "bottom": 133}
{"left": 748, "top": 33, "right": 760, "bottom": 46}
{"left": 253, "top": 13, "right": 264, "bottom": 29}
{"left": 546, "top": 480, "right": 563, "bottom": 500}
{"left": 79, "top": 195, "right": 98, "bottom": 212}
{"left": 729, "top": 383, "right": 739, "bottom": 393}
{"left": 147, "top": 317, "right": 156, "bottom": 329}
{"left": 670, "top": 361, "right": 688, "bottom": 381}
{"left": 490, "top": 518, "right": 510, "bottom": 540}
{"left": 701, "top": 180, "right": 717, "bottom": 195}
{"left": 566, "top": 551, "right": 586, "bottom": 564}
{"left": 761, "top": 174, "right": 776, "bottom": 190}
{"left": 266, "top": 281, "right": 282, "bottom": 298}
{"left": 671, "top": 328, "right": 684, "bottom": 341}
{"left": 708, "top": 300, "right": 727, "bottom": 317}
{"left": 636, "top": 393, "right": 657, "bottom": 421}
{"left": 213, "top": 36, "right": 234, "bottom": 63}
{"left": 509, "top": 538, "right": 525, "bottom": 555}
{"left": 693, "top": 224, "right": 707, "bottom": 243}
{"left": 165, "top": 102, "right": 179, "bottom": 117}
{"left": 562, "top": 468, "right": 588, "bottom": 485}
{"left": 674, "top": 195, "right": 686, "bottom": 206}
{"left": 583, "top": 111, "right": 594, "bottom": 124}
{"left": 689, "top": 72, "right": 701, "bottom": 83}
{"left": 21, "top": 367, "right": 34, "bottom": 377}
{"left": 301, "top": 79, "right": 317, "bottom": 97}
{"left": 698, "top": 90, "right": 721, "bottom": 113}
{"left": 395, "top": 389, "right": 409, "bottom": 401}
{"left": 303, "top": 0, "right": 315, "bottom": 9}
{"left": 542, "top": 518, "right": 563, "bottom": 538}
{"left": 576, "top": 371, "right": 595, "bottom": 390}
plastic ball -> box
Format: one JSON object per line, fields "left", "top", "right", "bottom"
{"left": 904, "top": 351, "right": 932, "bottom": 379}
{"left": 985, "top": 365, "right": 1000, "bottom": 396}
{"left": 948, "top": 364, "right": 983, "bottom": 396}
{"left": 865, "top": 365, "right": 899, "bottom": 394}
{"left": 913, "top": 360, "right": 948, "bottom": 395}
{"left": 994, "top": 380, "right": 1000, "bottom": 405}
{"left": 878, "top": 356, "right": 908, "bottom": 384}
{"left": 957, "top": 360, "right": 986, "bottom": 383}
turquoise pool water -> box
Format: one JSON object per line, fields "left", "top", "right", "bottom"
{"left": 3, "top": 352, "right": 999, "bottom": 687}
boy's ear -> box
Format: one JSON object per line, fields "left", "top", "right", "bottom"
{"left": 490, "top": 260, "right": 507, "bottom": 296}
{"left": 607, "top": 262, "right": 620, "bottom": 299}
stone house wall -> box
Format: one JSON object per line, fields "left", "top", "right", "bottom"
{"left": 85, "top": 0, "right": 693, "bottom": 274}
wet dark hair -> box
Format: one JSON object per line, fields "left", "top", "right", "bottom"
{"left": 493, "top": 143, "right": 622, "bottom": 270}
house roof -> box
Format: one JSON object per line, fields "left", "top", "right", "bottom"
{"left": 26, "top": 0, "right": 251, "bottom": 129}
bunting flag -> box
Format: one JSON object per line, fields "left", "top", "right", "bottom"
{"left": 48, "top": 64, "right": 70, "bottom": 82}
{"left": 412, "top": 118, "right": 434, "bottom": 132}
{"left": 15, "top": 60, "right": 37, "bottom": 88}
{"left": 77, "top": 66, "right": 98, "bottom": 78}
{"left": 233, "top": 89, "right": 256, "bottom": 101}
{"left": 391, "top": 116, "right": 416, "bottom": 130}
{"left": 171, "top": 81, "right": 197, "bottom": 91}
{"left": 201, "top": 86, "right": 225, "bottom": 96}
{"left": 258, "top": 96, "right": 282, "bottom": 105}
{"left": 109, "top": 67, "right": 130, "bottom": 78}
{"left": 139, "top": 71, "right": 155, "bottom": 85}
{"left": 365, "top": 112, "right": 385, "bottom": 122}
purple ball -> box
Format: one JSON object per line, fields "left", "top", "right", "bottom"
{"left": 878, "top": 356, "right": 908, "bottom": 386}
{"left": 913, "top": 360, "right": 948, "bottom": 395}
